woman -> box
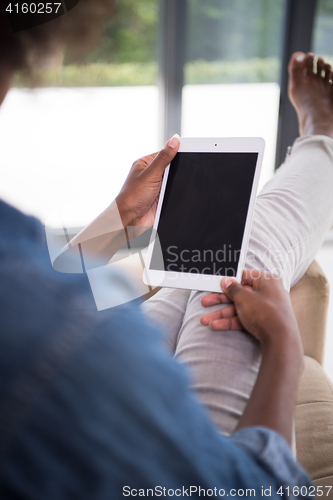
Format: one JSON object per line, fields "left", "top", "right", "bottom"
{"left": 0, "top": 2, "right": 329, "bottom": 497}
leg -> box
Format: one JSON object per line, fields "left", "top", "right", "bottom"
{"left": 174, "top": 53, "right": 333, "bottom": 435}
{"left": 248, "top": 134, "right": 333, "bottom": 291}
{"left": 142, "top": 288, "right": 191, "bottom": 352}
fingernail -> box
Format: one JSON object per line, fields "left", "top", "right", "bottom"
{"left": 296, "top": 54, "right": 305, "bottom": 62}
{"left": 222, "top": 278, "right": 232, "bottom": 289}
{"left": 168, "top": 133, "right": 180, "bottom": 148}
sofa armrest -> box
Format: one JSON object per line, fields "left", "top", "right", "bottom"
{"left": 290, "top": 261, "right": 330, "bottom": 366}
{"left": 296, "top": 356, "right": 333, "bottom": 490}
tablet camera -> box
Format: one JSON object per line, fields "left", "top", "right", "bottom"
{"left": 215, "top": 143, "right": 218, "bottom": 146}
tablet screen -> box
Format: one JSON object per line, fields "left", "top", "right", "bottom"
{"left": 149, "top": 152, "right": 258, "bottom": 277}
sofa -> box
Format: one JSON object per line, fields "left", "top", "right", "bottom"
{"left": 292, "top": 260, "right": 333, "bottom": 491}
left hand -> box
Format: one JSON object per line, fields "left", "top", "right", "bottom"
{"left": 116, "top": 134, "right": 180, "bottom": 227}
{"left": 200, "top": 291, "right": 244, "bottom": 331}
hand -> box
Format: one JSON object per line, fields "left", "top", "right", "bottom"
{"left": 200, "top": 292, "right": 243, "bottom": 331}
{"left": 201, "top": 269, "right": 301, "bottom": 349}
{"left": 116, "top": 134, "right": 180, "bottom": 228}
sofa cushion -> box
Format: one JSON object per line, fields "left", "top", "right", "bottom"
{"left": 295, "top": 355, "right": 333, "bottom": 491}
{"left": 290, "top": 261, "right": 330, "bottom": 366}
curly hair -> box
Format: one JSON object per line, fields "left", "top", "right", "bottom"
{"left": 0, "top": 0, "right": 115, "bottom": 72}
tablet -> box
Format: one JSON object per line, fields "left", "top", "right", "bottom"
{"left": 143, "top": 137, "right": 264, "bottom": 293}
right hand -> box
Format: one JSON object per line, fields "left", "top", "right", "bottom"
{"left": 207, "top": 269, "right": 302, "bottom": 350}
{"left": 116, "top": 135, "right": 180, "bottom": 228}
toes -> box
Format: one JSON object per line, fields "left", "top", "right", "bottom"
{"left": 288, "top": 51, "right": 307, "bottom": 80}
{"left": 317, "top": 57, "right": 325, "bottom": 77}
{"left": 324, "top": 63, "right": 332, "bottom": 83}
{"left": 306, "top": 52, "right": 315, "bottom": 76}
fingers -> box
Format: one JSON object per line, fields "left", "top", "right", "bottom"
{"left": 220, "top": 277, "right": 244, "bottom": 301}
{"left": 202, "top": 271, "right": 262, "bottom": 306}
{"left": 203, "top": 267, "right": 283, "bottom": 317}
{"left": 241, "top": 268, "right": 278, "bottom": 286}
{"left": 210, "top": 316, "right": 243, "bottom": 331}
{"left": 201, "top": 291, "right": 232, "bottom": 307}
{"left": 200, "top": 304, "right": 237, "bottom": 325}
{"left": 141, "top": 134, "right": 180, "bottom": 180}
{"left": 220, "top": 270, "right": 277, "bottom": 301}
{"left": 241, "top": 268, "right": 262, "bottom": 286}
{"left": 241, "top": 269, "right": 282, "bottom": 291}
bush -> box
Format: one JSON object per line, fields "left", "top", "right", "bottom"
{"left": 14, "top": 57, "right": 284, "bottom": 88}
{"left": 185, "top": 57, "right": 280, "bottom": 84}
{"left": 14, "top": 62, "right": 158, "bottom": 87}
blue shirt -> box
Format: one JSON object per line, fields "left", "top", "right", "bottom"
{"left": 0, "top": 200, "right": 312, "bottom": 499}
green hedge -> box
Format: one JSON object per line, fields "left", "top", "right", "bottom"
{"left": 186, "top": 57, "right": 280, "bottom": 84}
{"left": 12, "top": 56, "right": 290, "bottom": 88}
{"left": 14, "top": 62, "right": 158, "bottom": 88}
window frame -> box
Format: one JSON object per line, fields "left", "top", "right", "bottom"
{"left": 158, "top": 0, "right": 318, "bottom": 166}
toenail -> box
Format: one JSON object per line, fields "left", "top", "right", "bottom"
{"left": 296, "top": 54, "right": 306, "bottom": 62}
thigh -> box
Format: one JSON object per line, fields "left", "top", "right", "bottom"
{"left": 175, "top": 289, "right": 261, "bottom": 434}
{"left": 142, "top": 287, "right": 191, "bottom": 353}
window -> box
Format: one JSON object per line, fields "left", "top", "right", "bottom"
{"left": 0, "top": 1, "right": 332, "bottom": 381}
{"left": 182, "top": 0, "right": 286, "bottom": 191}
{"left": 0, "top": 0, "right": 159, "bottom": 228}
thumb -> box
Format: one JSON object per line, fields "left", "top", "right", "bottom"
{"left": 142, "top": 134, "right": 180, "bottom": 180}
{"left": 221, "top": 277, "right": 243, "bottom": 301}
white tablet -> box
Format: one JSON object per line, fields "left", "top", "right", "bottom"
{"left": 143, "top": 137, "right": 265, "bottom": 293}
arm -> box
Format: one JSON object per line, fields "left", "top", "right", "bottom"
{"left": 203, "top": 270, "right": 304, "bottom": 446}
{"left": 235, "top": 332, "right": 303, "bottom": 444}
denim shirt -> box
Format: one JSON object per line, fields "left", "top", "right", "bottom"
{"left": 0, "top": 200, "right": 312, "bottom": 499}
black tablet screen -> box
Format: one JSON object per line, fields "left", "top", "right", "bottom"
{"left": 149, "top": 152, "right": 258, "bottom": 277}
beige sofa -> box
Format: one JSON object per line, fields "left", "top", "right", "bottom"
{"left": 292, "top": 261, "right": 333, "bottom": 491}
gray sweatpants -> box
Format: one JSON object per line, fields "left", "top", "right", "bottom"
{"left": 142, "top": 135, "right": 333, "bottom": 435}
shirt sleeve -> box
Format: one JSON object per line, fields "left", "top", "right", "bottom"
{"left": 231, "top": 426, "right": 313, "bottom": 496}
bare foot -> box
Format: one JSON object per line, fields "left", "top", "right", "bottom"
{"left": 288, "top": 51, "right": 333, "bottom": 138}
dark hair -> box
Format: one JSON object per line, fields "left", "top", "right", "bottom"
{"left": 0, "top": 0, "right": 115, "bottom": 72}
